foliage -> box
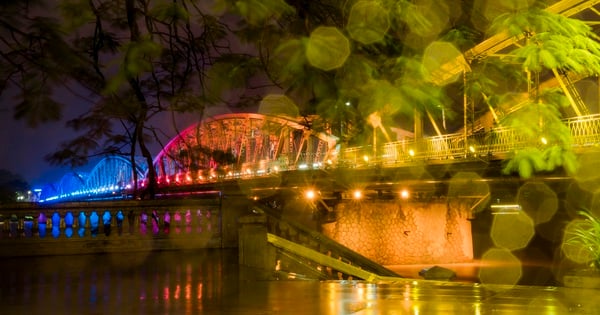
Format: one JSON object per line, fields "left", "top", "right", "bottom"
{"left": 221, "top": 0, "right": 461, "bottom": 145}
{"left": 219, "top": 0, "right": 599, "bottom": 175}
{"left": 1, "top": 0, "right": 236, "bottom": 198}
{"left": 487, "top": 2, "right": 600, "bottom": 178}
{"left": 4, "top": 0, "right": 600, "bottom": 197}
{"left": 562, "top": 210, "right": 600, "bottom": 270}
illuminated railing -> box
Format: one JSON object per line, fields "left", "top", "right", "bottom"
{"left": 0, "top": 200, "right": 222, "bottom": 256}
{"left": 341, "top": 114, "right": 600, "bottom": 166}
{"left": 565, "top": 113, "right": 600, "bottom": 147}
{"left": 40, "top": 114, "right": 600, "bottom": 203}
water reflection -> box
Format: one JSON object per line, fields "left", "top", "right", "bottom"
{"left": 1, "top": 250, "right": 240, "bottom": 315}
{"left": 1, "top": 250, "right": 599, "bottom": 314}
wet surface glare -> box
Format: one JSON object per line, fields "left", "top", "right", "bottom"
{"left": 1, "top": 250, "right": 599, "bottom": 314}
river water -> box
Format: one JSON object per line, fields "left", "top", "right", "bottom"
{"left": 1, "top": 249, "right": 599, "bottom": 314}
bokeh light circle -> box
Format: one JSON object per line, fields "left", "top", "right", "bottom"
{"left": 573, "top": 152, "right": 600, "bottom": 193}
{"left": 258, "top": 94, "right": 299, "bottom": 118}
{"left": 479, "top": 248, "right": 522, "bottom": 285}
{"left": 306, "top": 26, "right": 350, "bottom": 71}
{"left": 448, "top": 172, "right": 490, "bottom": 214}
{"left": 491, "top": 211, "right": 535, "bottom": 250}
{"left": 517, "top": 182, "right": 558, "bottom": 225}
{"left": 423, "top": 41, "right": 466, "bottom": 85}
{"left": 347, "top": 1, "right": 390, "bottom": 45}
{"left": 565, "top": 181, "right": 591, "bottom": 219}
{"left": 403, "top": 0, "right": 451, "bottom": 38}
{"left": 480, "top": 0, "right": 536, "bottom": 27}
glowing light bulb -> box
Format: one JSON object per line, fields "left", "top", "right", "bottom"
{"left": 400, "top": 189, "right": 410, "bottom": 199}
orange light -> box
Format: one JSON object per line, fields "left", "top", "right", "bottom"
{"left": 400, "top": 189, "right": 410, "bottom": 199}
{"left": 353, "top": 190, "right": 363, "bottom": 199}
{"left": 305, "top": 189, "right": 316, "bottom": 200}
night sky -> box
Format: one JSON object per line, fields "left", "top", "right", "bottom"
{"left": 0, "top": 90, "right": 223, "bottom": 188}
{"left": 0, "top": 93, "right": 75, "bottom": 187}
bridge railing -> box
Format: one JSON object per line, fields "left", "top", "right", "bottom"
{"left": 340, "top": 114, "right": 600, "bottom": 166}
{"left": 39, "top": 115, "right": 600, "bottom": 203}
{"left": 565, "top": 113, "right": 600, "bottom": 148}
{"left": 0, "top": 200, "right": 222, "bottom": 256}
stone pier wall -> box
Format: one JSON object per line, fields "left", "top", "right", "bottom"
{"left": 322, "top": 199, "right": 473, "bottom": 265}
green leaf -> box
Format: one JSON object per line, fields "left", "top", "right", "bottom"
{"left": 539, "top": 49, "right": 557, "bottom": 69}
{"left": 518, "top": 158, "right": 533, "bottom": 178}
{"left": 58, "top": 0, "right": 94, "bottom": 31}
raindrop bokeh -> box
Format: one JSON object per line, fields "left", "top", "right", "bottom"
{"left": 306, "top": 26, "right": 350, "bottom": 71}
{"left": 516, "top": 182, "right": 558, "bottom": 225}
{"left": 479, "top": 248, "right": 522, "bottom": 285}
{"left": 346, "top": 1, "right": 390, "bottom": 45}
{"left": 258, "top": 94, "right": 300, "bottom": 118}
{"left": 490, "top": 210, "right": 534, "bottom": 251}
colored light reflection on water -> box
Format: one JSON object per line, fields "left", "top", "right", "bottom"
{"left": 1, "top": 250, "right": 599, "bottom": 314}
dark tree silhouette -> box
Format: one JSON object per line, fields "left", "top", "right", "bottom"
{"left": 0, "top": 0, "right": 240, "bottom": 198}
{"left": 0, "top": 169, "right": 29, "bottom": 204}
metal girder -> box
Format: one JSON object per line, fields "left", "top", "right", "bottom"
{"left": 153, "top": 113, "right": 338, "bottom": 180}
{"left": 464, "top": 0, "right": 600, "bottom": 65}
{"left": 448, "top": 0, "right": 600, "bottom": 135}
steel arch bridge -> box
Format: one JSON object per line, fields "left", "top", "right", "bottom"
{"left": 39, "top": 113, "right": 338, "bottom": 202}
{"left": 152, "top": 113, "right": 338, "bottom": 185}
{"left": 38, "top": 112, "right": 600, "bottom": 202}
{"left": 40, "top": 156, "right": 147, "bottom": 202}
{"left": 38, "top": 0, "right": 600, "bottom": 202}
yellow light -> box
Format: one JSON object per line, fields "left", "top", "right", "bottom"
{"left": 305, "top": 189, "right": 316, "bottom": 200}
{"left": 353, "top": 190, "right": 363, "bottom": 199}
{"left": 273, "top": 166, "right": 279, "bottom": 172}
{"left": 409, "top": 149, "right": 415, "bottom": 157}
{"left": 469, "top": 145, "right": 475, "bottom": 153}
{"left": 363, "top": 155, "right": 369, "bottom": 162}
{"left": 400, "top": 189, "right": 410, "bottom": 199}
{"left": 541, "top": 137, "right": 548, "bottom": 145}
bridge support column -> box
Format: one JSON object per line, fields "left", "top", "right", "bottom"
{"left": 238, "top": 214, "right": 277, "bottom": 280}
{"left": 322, "top": 199, "right": 474, "bottom": 265}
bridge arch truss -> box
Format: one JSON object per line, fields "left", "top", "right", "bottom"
{"left": 152, "top": 113, "right": 338, "bottom": 185}
{"left": 86, "top": 156, "right": 147, "bottom": 194}
{"left": 40, "top": 156, "right": 147, "bottom": 202}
